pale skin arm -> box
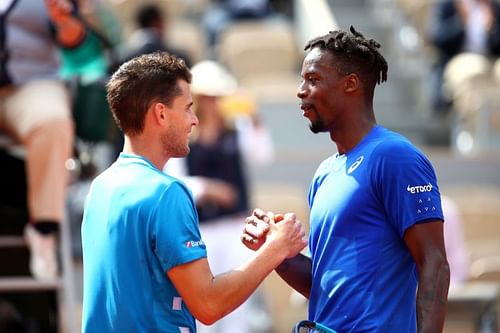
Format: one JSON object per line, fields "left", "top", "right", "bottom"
{"left": 404, "top": 220, "right": 450, "bottom": 333}
{"left": 241, "top": 209, "right": 313, "bottom": 298}
{"left": 167, "top": 214, "right": 307, "bottom": 325}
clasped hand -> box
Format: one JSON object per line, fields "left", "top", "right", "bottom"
{"left": 241, "top": 208, "right": 307, "bottom": 258}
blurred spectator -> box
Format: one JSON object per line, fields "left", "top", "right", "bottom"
{"left": 164, "top": 60, "right": 274, "bottom": 333}
{"left": 428, "top": 0, "right": 500, "bottom": 113}
{"left": 442, "top": 195, "right": 470, "bottom": 286}
{"left": 202, "top": 0, "right": 288, "bottom": 57}
{"left": 59, "top": 1, "right": 119, "bottom": 147}
{"left": 0, "top": 0, "right": 74, "bottom": 280}
{"left": 0, "top": 0, "right": 108, "bottom": 280}
{"left": 123, "top": 3, "right": 192, "bottom": 67}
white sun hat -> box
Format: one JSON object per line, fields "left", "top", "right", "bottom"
{"left": 190, "top": 60, "right": 238, "bottom": 97}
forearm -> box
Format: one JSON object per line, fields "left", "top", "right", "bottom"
{"left": 416, "top": 260, "right": 450, "bottom": 333}
{"left": 275, "top": 253, "right": 312, "bottom": 299}
{"left": 196, "top": 241, "right": 288, "bottom": 324}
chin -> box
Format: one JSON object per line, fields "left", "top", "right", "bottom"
{"left": 309, "top": 122, "right": 326, "bottom": 134}
{"left": 182, "top": 146, "right": 191, "bottom": 156}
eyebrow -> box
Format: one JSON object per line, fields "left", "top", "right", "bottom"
{"left": 301, "top": 70, "right": 320, "bottom": 78}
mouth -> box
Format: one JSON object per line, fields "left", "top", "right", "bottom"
{"left": 300, "top": 102, "right": 314, "bottom": 115}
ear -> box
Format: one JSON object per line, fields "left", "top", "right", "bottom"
{"left": 344, "top": 73, "right": 360, "bottom": 93}
{"left": 152, "top": 102, "right": 167, "bottom": 125}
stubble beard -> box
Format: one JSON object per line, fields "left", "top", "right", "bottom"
{"left": 309, "top": 111, "right": 326, "bottom": 134}
{"left": 161, "top": 131, "right": 189, "bottom": 158}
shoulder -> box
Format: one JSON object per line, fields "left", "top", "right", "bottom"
{"left": 371, "top": 128, "right": 424, "bottom": 160}
{"left": 123, "top": 161, "right": 195, "bottom": 204}
{"left": 367, "top": 128, "right": 433, "bottom": 175}
{"left": 151, "top": 175, "right": 197, "bottom": 219}
{"left": 158, "top": 174, "right": 194, "bottom": 199}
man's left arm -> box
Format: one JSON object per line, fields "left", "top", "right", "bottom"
{"left": 404, "top": 220, "right": 450, "bottom": 333}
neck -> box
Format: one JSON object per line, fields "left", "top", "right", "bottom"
{"left": 122, "top": 134, "right": 169, "bottom": 170}
{"left": 331, "top": 113, "right": 377, "bottom": 155}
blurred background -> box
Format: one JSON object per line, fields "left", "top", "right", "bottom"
{"left": 1, "top": 0, "right": 500, "bottom": 332}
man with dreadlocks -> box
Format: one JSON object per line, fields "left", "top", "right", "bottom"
{"left": 242, "top": 26, "right": 450, "bottom": 332}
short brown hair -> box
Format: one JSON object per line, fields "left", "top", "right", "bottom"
{"left": 106, "top": 52, "right": 191, "bottom": 136}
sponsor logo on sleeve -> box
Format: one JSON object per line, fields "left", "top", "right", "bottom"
{"left": 406, "top": 183, "right": 433, "bottom": 194}
{"left": 185, "top": 240, "right": 205, "bottom": 248}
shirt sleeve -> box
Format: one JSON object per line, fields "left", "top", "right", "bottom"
{"left": 151, "top": 181, "right": 207, "bottom": 272}
{"left": 374, "top": 141, "right": 444, "bottom": 238}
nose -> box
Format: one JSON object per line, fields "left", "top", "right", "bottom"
{"left": 297, "top": 81, "right": 307, "bottom": 99}
{"left": 192, "top": 113, "right": 199, "bottom": 127}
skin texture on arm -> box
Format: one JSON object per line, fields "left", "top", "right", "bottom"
{"left": 404, "top": 220, "right": 450, "bottom": 333}
{"left": 168, "top": 215, "right": 307, "bottom": 325}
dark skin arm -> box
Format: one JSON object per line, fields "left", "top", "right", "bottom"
{"left": 243, "top": 209, "right": 450, "bottom": 329}
{"left": 404, "top": 220, "right": 450, "bottom": 333}
{"left": 275, "top": 253, "right": 312, "bottom": 299}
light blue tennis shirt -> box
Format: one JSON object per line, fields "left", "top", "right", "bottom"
{"left": 81, "top": 154, "right": 207, "bottom": 333}
{"left": 307, "top": 126, "right": 443, "bottom": 332}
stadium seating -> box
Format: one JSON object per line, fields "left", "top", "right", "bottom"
{"left": 216, "top": 20, "right": 301, "bottom": 102}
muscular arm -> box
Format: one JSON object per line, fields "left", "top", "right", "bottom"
{"left": 168, "top": 218, "right": 307, "bottom": 325}
{"left": 275, "top": 253, "right": 312, "bottom": 299}
{"left": 404, "top": 220, "right": 450, "bottom": 333}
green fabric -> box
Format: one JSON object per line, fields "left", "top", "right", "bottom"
{"left": 73, "top": 80, "right": 117, "bottom": 142}
{"left": 60, "top": 29, "right": 117, "bottom": 142}
{"left": 59, "top": 30, "right": 108, "bottom": 84}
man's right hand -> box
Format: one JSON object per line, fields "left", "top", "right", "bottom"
{"left": 266, "top": 212, "right": 307, "bottom": 259}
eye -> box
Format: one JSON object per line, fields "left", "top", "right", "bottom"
{"left": 306, "top": 75, "right": 318, "bottom": 84}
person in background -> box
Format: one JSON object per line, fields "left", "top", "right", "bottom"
{"left": 428, "top": 0, "right": 500, "bottom": 113}
{"left": 0, "top": 0, "right": 92, "bottom": 280}
{"left": 241, "top": 26, "right": 450, "bottom": 332}
{"left": 81, "top": 52, "right": 307, "bottom": 332}
{"left": 164, "top": 60, "right": 274, "bottom": 333}
{"left": 123, "top": 3, "right": 192, "bottom": 67}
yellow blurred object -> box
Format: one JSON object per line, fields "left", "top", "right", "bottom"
{"left": 219, "top": 91, "right": 256, "bottom": 119}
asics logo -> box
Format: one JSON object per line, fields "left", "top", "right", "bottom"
{"left": 407, "top": 184, "right": 433, "bottom": 194}
{"left": 347, "top": 156, "right": 364, "bottom": 174}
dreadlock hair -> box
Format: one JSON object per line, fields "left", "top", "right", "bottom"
{"left": 304, "top": 26, "right": 388, "bottom": 90}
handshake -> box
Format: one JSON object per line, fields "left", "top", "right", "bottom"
{"left": 240, "top": 208, "right": 308, "bottom": 260}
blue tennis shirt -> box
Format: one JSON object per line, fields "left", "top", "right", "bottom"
{"left": 81, "top": 154, "right": 207, "bottom": 332}
{"left": 307, "top": 126, "right": 443, "bottom": 332}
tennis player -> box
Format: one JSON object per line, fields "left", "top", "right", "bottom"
{"left": 80, "top": 52, "right": 307, "bottom": 332}
{"left": 242, "top": 27, "right": 450, "bottom": 332}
